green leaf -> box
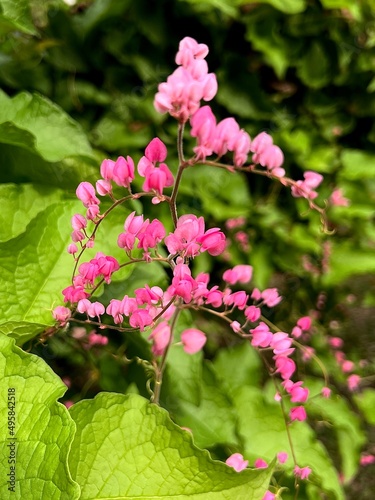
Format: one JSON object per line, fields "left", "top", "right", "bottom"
{"left": 0, "top": 333, "right": 80, "bottom": 499}
{"left": 297, "top": 41, "right": 332, "bottom": 89}
{"left": 354, "top": 389, "right": 375, "bottom": 425}
{"left": 233, "top": 386, "right": 344, "bottom": 499}
{"left": 340, "top": 149, "right": 375, "bottom": 180}
{"left": 212, "top": 341, "right": 263, "bottom": 394}
{"left": 0, "top": 197, "right": 135, "bottom": 341}
{"left": 324, "top": 242, "right": 375, "bottom": 285}
{"left": 0, "top": 0, "right": 37, "bottom": 35}
{"left": 242, "top": 0, "right": 307, "bottom": 14}
{"left": 0, "top": 321, "right": 48, "bottom": 345}
{"left": 0, "top": 90, "right": 93, "bottom": 162}
{"left": 169, "top": 363, "right": 239, "bottom": 449}
{"left": 0, "top": 145, "right": 98, "bottom": 190}
{"left": 69, "top": 392, "right": 273, "bottom": 499}
{"left": 0, "top": 184, "right": 65, "bottom": 242}
{"left": 307, "top": 381, "right": 366, "bottom": 482}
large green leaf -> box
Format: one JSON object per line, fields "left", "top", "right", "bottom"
{"left": 169, "top": 363, "right": 239, "bottom": 449}
{"left": 0, "top": 184, "right": 65, "bottom": 242}
{"left": 0, "top": 90, "right": 93, "bottom": 162}
{"left": 0, "top": 196, "right": 135, "bottom": 342}
{"left": 0, "top": 333, "right": 80, "bottom": 499}
{"left": 233, "top": 386, "right": 344, "bottom": 499}
{"left": 69, "top": 392, "right": 273, "bottom": 499}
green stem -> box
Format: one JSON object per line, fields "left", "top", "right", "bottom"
{"left": 152, "top": 305, "right": 181, "bottom": 405}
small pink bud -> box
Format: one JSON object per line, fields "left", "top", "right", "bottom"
{"left": 277, "top": 452, "right": 288, "bottom": 464}
{"left": 254, "top": 458, "right": 268, "bottom": 469}
{"left": 225, "top": 453, "right": 248, "bottom": 472}
{"left": 181, "top": 328, "right": 206, "bottom": 354}
{"left": 294, "top": 465, "right": 312, "bottom": 480}
{"left": 290, "top": 406, "right": 307, "bottom": 422}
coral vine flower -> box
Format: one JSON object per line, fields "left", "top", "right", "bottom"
{"left": 154, "top": 37, "right": 217, "bottom": 122}
{"left": 290, "top": 406, "right": 307, "bottom": 422}
{"left": 138, "top": 138, "right": 174, "bottom": 200}
{"left": 181, "top": 328, "right": 207, "bottom": 354}
{"left": 148, "top": 321, "right": 171, "bottom": 356}
{"left": 225, "top": 453, "right": 248, "bottom": 472}
{"left": 294, "top": 466, "right": 312, "bottom": 480}
{"left": 223, "top": 265, "right": 253, "bottom": 285}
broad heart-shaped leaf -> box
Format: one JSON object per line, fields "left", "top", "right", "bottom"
{"left": 69, "top": 392, "right": 274, "bottom": 499}
{"left": 164, "top": 362, "right": 239, "bottom": 450}
{"left": 0, "top": 89, "right": 93, "bottom": 162}
{"left": 0, "top": 184, "right": 65, "bottom": 242}
{"left": 0, "top": 333, "right": 80, "bottom": 499}
{"left": 233, "top": 386, "right": 344, "bottom": 500}
{"left": 0, "top": 197, "right": 135, "bottom": 343}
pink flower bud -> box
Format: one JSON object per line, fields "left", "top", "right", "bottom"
{"left": 290, "top": 406, "right": 307, "bottom": 422}
{"left": 181, "top": 328, "right": 206, "bottom": 354}
{"left": 254, "top": 458, "right": 268, "bottom": 469}
{"left": 225, "top": 453, "right": 248, "bottom": 472}
{"left": 52, "top": 306, "right": 71, "bottom": 323}
{"left": 148, "top": 321, "right": 171, "bottom": 356}
{"left": 76, "top": 182, "right": 100, "bottom": 207}
{"left": 294, "top": 466, "right": 312, "bottom": 480}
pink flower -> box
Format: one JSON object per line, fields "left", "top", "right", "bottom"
{"left": 274, "top": 355, "right": 296, "bottom": 380}
{"left": 223, "top": 265, "right": 253, "bottom": 285}
{"left": 76, "top": 182, "right": 100, "bottom": 207}
{"left": 294, "top": 465, "right": 312, "bottom": 480}
{"left": 225, "top": 453, "right": 248, "bottom": 472}
{"left": 347, "top": 374, "right": 361, "bottom": 391}
{"left": 145, "top": 137, "right": 168, "bottom": 162}
{"left": 129, "top": 309, "right": 153, "bottom": 331}
{"left": 137, "top": 219, "right": 166, "bottom": 251}
{"left": 148, "top": 321, "right": 171, "bottom": 356}
{"left": 154, "top": 38, "right": 217, "bottom": 122}
{"left": 245, "top": 305, "right": 261, "bottom": 322}
{"left": 190, "top": 105, "right": 217, "bottom": 159}
{"left": 254, "top": 458, "right": 268, "bottom": 468}
{"left": 100, "top": 158, "right": 115, "bottom": 180}
{"left": 261, "top": 288, "right": 282, "bottom": 307}
{"left": 96, "top": 179, "right": 112, "bottom": 196}
{"left": 197, "top": 227, "right": 226, "bottom": 256}
{"left": 330, "top": 188, "right": 350, "bottom": 207}
{"left": 88, "top": 332, "right": 108, "bottom": 346}
{"left": 271, "top": 332, "right": 293, "bottom": 356}
{"left": 250, "top": 322, "right": 273, "bottom": 348}
{"left": 290, "top": 406, "right": 307, "bottom": 422}
{"left": 329, "top": 337, "right": 343, "bottom": 349}
{"left": 181, "top": 328, "right": 206, "bottom": 354}
{"left": 262, "top": 492, "right": 275, "bottom": 500}
{"left": 321, "top": 386, "right": 331, "bottom": 398}
{"left": 289, "top": 382, "right": 309, "bottom": 403}
{"left": 112, "top": 156, "right": 135, "bottom": 188}
{"left": 277, "top": 452, "right": 288, "bottom": 464}
{"left": 67, "top": 243, "right": 78, "bottom": 255}
{"left": 297, "top": 316, "right": 312, "bottom": 331}
{"left": 360, "top": 454, "right": 375, "bottom": 466}
{"left": 52, "top": 306, "right": 71, "bottom": 323}
{"left": 165, "top": 214, "right": 205, "bottom": 257}
{"left": 291, "top": 171, "right": 323, "bottom": 200}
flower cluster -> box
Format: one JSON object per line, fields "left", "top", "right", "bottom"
{"left": 50, "top": 36, "right": 334, "bottom": 495}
